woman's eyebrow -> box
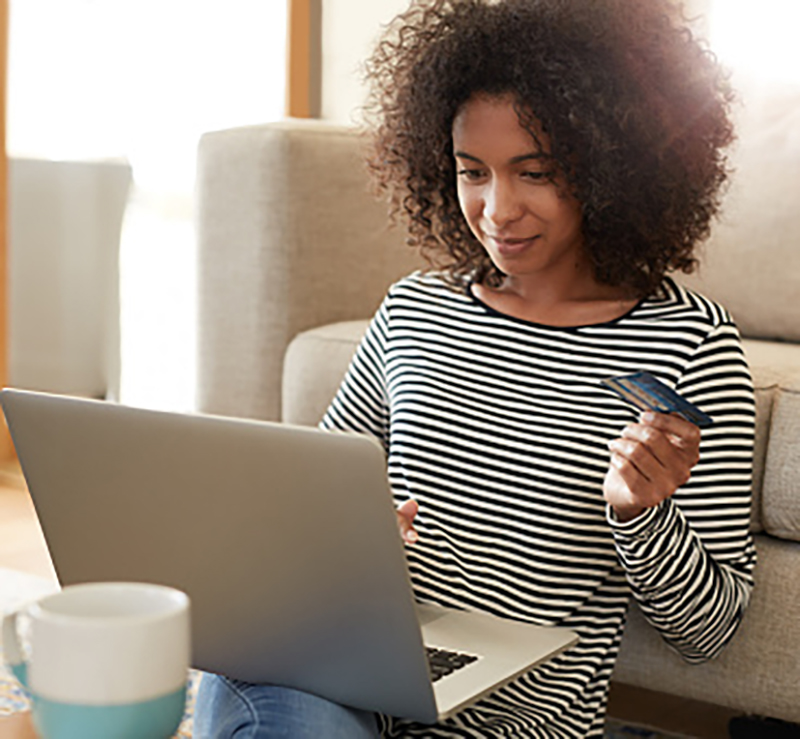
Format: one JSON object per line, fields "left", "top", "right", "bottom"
{"left": 453, "top": 151, "right": 483, "bottom": 163}
{"left": 453, "top": 151, "right": 547, "bottom": 164}
{"left": 510, "top": 152, "right": 548, "bottom": 164}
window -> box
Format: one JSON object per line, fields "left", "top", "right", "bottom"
{"left": 710, "top": 0, "right": 800, "bottom": 86}
{"left": 9, "top": 0, "right": 287, "bottom": 410}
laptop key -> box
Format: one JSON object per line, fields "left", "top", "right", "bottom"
{"left": 426, "top": 646, "right": 480, "bottom": 682}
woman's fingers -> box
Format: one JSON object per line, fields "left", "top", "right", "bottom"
{"left": 604, "top": 412, "right": 702, "bottom": 521}
{"left": 634, "top": 412, "right": 702, "bottom": 457}
{"left": 396, "top": 499, "right": 419, "bottom": 543}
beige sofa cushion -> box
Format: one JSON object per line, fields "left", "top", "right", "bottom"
{"left": 763, "top": 383, "right": 800, "bottom": 541}
{"left": 742, "top": 339, "right": 800, "bottom": 533}
{"left": 197, "top": 120, "right": 422, "bottom": 422}
{"left": 282, "top": 320, "right": 368, "bottom": 428}
{"left": 678, "top": 83, "right": 800, "bottom": 341}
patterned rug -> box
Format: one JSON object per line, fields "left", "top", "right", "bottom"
{"left": 0, "top": 567, "right": 60, "bottom": 721}
{"left": 604, "top": 720, "right": 694, "bottom": 739}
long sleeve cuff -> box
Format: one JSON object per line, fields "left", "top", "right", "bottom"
{"left": 607, "top": 497, "right": 752, "bottom": 662}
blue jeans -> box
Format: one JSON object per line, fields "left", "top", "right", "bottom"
{"left": 193, "top": 673, "right": 381, "bottom": 739}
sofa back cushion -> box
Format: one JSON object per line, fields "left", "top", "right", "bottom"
{"left": 678, "top": 82, "right": 800, "bottom": 342}
{"left": 763, "top": 381, "right": 800, "bottom": 541}
{"left": 742, "top": 339, "right": 800, "bottom": 534}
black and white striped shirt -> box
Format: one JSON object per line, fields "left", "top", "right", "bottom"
{"left": 321, "top": 271, "right": 756, "bottom": 738}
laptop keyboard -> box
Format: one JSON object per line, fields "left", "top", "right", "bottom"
{"left": 425, "top": 646, "right": 480, "bottom": 682}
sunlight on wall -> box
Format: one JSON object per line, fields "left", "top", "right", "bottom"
{"left": 8, "top": 0, "right": 286, "bottom": 411}
{"left": 710, "top": 0, "right": 800, "bottom": 85}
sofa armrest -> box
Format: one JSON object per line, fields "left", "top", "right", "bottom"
{"left": 196, "top": 119, "right": 423, "bottom": 421}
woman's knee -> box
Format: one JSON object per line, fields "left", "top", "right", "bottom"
{"left": 194, "top": 673, "right": 258, "bottom": 738}
{"left": 193, "top": 673, "right": 380, "bottom": 739}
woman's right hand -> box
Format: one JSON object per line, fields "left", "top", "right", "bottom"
{"left": 396, "top": 499, "right": 419, "bottom": 544}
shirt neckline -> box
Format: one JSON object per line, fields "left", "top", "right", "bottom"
{"left": 465, "top": 282, "right": 648, "bottom": 330}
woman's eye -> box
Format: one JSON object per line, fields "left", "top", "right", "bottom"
{"left": 522, "top": 170, "right": 550, "bottom": 182}
{"left": 457, "top": 168, "right": 486, "bottom": 181}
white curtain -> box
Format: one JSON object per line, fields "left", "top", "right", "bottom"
{"left": 8, "top": 0, "right": 287, "bottom": 411}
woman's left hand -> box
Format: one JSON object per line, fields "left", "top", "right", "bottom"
{"left": 604, "top": 412, "right": 701, "bottom": 523}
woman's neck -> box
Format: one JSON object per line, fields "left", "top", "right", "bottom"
{"left": 472, "top": 275, "right": 639, "bottom": 327}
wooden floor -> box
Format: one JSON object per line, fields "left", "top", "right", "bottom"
{"left": 0, "top": 463, "right": 56, "bottom": 581}
{"left": 0, "top": 461, "right": 741, "bottom": 739}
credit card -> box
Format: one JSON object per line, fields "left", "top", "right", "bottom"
{"left": 601, "top": 371, "right": 713, "bottom": 428}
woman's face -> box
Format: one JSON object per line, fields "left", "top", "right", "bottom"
{"left": 452, "top": 94, "right": 588, "bottom": 285}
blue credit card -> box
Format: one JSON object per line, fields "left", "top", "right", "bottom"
{"left": 602, "top": 371, "right": 713, "bottom": 428}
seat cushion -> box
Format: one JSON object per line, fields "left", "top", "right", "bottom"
{"left": 282, "top": 320, "right": 368, "bottom": 427}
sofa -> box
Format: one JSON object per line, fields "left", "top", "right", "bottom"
{"left": 195, "top": 98, "right": 800, "bottom": 726}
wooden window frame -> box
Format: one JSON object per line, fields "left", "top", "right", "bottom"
{"left": 286, "top": 0, "right": 321, "bottom": 118}
{"left": 0, "top": 0, "right": 10, "bottom": 461}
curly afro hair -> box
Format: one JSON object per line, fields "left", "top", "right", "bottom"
{"left": 362, "top": 0, "right": 735, "bottom": 297}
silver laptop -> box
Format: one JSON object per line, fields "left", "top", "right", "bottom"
{"left": 1, "top": 388, "right": 578, "bottom": 723}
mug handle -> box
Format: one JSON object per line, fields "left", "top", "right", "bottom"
{"left": 2, "top": 610, "right": 29, "bottom": 689}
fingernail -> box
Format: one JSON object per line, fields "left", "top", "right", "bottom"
{"left": 406, "top": 530, "right": 418, "bottom": 543}
{"left": 641, "top": 411, "right": 656, "bottom": 423}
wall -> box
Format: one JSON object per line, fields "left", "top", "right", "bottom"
{"left": 320, "top": 0, "right": 407, "bottom": 123}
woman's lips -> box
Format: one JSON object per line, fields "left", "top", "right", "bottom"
{"left": 488, "top": 235, "right": 540, "bottom": 256}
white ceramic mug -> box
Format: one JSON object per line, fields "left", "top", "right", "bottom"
{"left": 2, "top": 581, "right": 191, "bottom": 739}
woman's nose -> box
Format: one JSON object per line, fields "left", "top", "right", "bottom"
{"left": 484, "top": 178, "right": 523, "bottom": 226}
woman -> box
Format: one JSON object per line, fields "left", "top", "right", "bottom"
{"left": 196, "top": 1, "right": 756, "bottom": 736}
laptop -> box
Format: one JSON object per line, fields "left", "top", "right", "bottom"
{"left": 0, "top": 388, "right": 578, "bottom": 723}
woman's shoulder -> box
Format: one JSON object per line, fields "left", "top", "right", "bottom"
{"left": 387, "top": 270, "right": 471, "bottom": 302}
{"left": 638, "top": 276, "right": 736, "bottom": 329}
